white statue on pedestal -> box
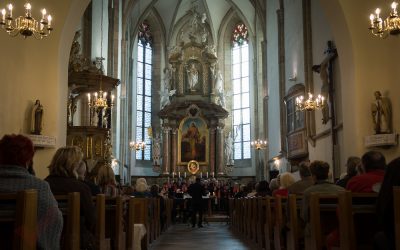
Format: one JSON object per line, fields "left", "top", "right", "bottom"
{"left": 225, "top": 132, "right": 234, "bottom": 166}
{"left": 214, "top": 71, "right": 225, "bottom": 107}
{"left": 159, "top": 86, "right": 176, "bottom": 109}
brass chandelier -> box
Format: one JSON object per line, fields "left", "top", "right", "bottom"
{"left": 295, "top": 93, "right": 325, "bottom": 111}
{"left": 129, "top": 141, "right": 146, "bottom": 151}
{"left": 250, "top": 139, "right": 268, "bottom": 150}
{"left": 0, "top": 2, "right": 53, "bottom": 39}
{"left": 369, "top": 2, "right": 400, "bottom": 38}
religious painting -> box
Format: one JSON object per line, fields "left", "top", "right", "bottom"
{"left": 287, "top": 130, "right": 308, "bottom": 159}
{"left": 187, "top": 160, "right": 200, "bottom": 174}
{"left": 178, "top": 116, "right": 209, "bottom": 165}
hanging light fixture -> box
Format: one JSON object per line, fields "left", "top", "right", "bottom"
{"left": 250, "top": 139, "right": 268, "bottom": 150}
{"left": 129, "top": 141, "right": 146, "bottom": 151}
{"left": 369, "top": 1, "right": 400, "bottom": 38}
{"left": 295, "top": 92, "right": 325, "bottom": 111}
{"left": 0, "top": 2, "right": 53, "bottom": 39}
{"left": 87, "top": 0, "right": 114, "bottom": 110}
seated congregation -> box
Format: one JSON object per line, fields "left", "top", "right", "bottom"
{"left": 1, "top": 133, "right": 400, "bottom": 250}
{"left": 0, "top": 134, "right": 172, "bottom": 250}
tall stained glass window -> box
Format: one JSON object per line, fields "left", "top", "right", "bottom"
{"left": 136, "top": 22, "right": 152, "bottom": 160}
{"left": 232, "top": 23, "right": 250, "bottom": 160}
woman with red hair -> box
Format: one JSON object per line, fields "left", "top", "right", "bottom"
{"left": 0, "top": 134, "right": 63, "bottom": 250}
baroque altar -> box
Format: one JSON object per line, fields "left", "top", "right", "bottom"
{"left": 157, "top": 6, "right": 230, "bottom": 177}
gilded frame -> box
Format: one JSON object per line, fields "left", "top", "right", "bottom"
{"left": 178, "top": 116, "right": 209, "bottom": 165}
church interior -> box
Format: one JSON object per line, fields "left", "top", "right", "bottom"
{"left": 1, "top": 0, "right": 400, "bottom": 249}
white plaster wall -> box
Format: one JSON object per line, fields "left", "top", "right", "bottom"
{"left": 0, "top": 0, "right": 90, "bottom": 178}
{"left": 266, "top": 0, "right": 281, "bottom": 160}
{"left": 284, "top": 0, "right": 304, "bottom": 88}
{"left": 320, "top": 0, "right": 400, "bottom": 165}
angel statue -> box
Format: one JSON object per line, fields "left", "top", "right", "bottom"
{"left": 159, "top": 86, "right": 176, "bottom": 109}
{"left": 214, "top": 71, "right": 226, "bottom": 107}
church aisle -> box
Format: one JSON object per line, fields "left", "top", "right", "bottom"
{"left": 150, "top": 223, "right": 252, "bottom": 250}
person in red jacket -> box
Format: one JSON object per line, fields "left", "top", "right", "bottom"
{"left": 346, "top": 151, "right": 385, "bottom": 193}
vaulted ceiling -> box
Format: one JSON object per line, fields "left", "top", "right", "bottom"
{"left": 123, "top": 0, "right": 265, "bottom": 43}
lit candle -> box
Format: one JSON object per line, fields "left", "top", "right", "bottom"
{"left": 369, "top": 14, "right": 375, "bottom": 27}
{"left": 178, "top": 172, "right": 180, "bottom": 178}
{"left": 24, "top": 3, "right": 31, "bottom": 17}
{"left": 41, "top": 8, "right": 46, "bottom": 20}
{"left": 111, "top": 94, "right": 115, "bottom": 104}
{"left": 206, "top": 172, "right": 208, "bottom": 179}
{"left": 1, "top": 9, "right": 5, "bottom": 22}
{"left": 172, "top": 172, "right": 174, "bottom": 178}
{"left": 94, "top": 92, "right": 98, "bottom": 98}
{"left": 87, "top": 93, "right": 91, "bottom": 102}
{"left": 212, "top": 172, "right": 214, "bottom": 178}
{"left": 47, "top": 15, "right": 52, "bottom": 27}
{"left": 103, "top": 92, "right": 107, "bottom": 98}
{"left": 392, "top": 2, "right": 398, "bottom": 15}
{"left": 184, "top": 172, "right": 186, "bottom": 178}
{"left": 7, "top": 4, "right": 12, "bottom": 18}
{"left": 200, "top": 172, "right": 202, "bottom": 178}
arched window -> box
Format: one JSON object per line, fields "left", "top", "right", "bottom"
{"left": 136, "top": 21, "right": 152, "bottom": 160}
{"left": 231, "top": 23, "right": 250, "bottom": 160}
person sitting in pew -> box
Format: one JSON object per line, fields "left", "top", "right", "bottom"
{"left": 76, "top": 160, "right": 100, "bottom": 196}
{"left": 288, "top": 161, "right": 314, "bottom": 195}
{"left": 273, "top": 172, "right": 296, "bottom": 197}
{"left": 96, "top": 165, "right": 120, "bottom": 197}
{"left": 301, "top": 161, "right": 345, "bottom": 224}
{"left": 346, "top": 151, "right": 385, "bottom": 193}
{"left": 335, "top": 156, "right": 360, "bottom": 188}
{"left": 375, "top": 157, "right": 400, "bottom": 250}
{"left": 132, "top": 178, "right": 151, "bottom": 198}
{"left": 45, "top": 146, "right": 96, "bottom": 250}
{"left": 0, "top": 134, "right": 63, "bottom": 250}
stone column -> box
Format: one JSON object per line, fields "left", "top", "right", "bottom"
{"left": 170, "top": 128, "right": 177, "bottom": 175}
{"left": 209, "top": 126, "right": 216, "bottom": 176}
{"left": 162, "top": 126, "right": 170, "bottom": 175}
{"left": 217, "top": 126, "right": 225, "bottom": 176}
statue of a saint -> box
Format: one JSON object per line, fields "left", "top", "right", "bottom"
{"left": 371, "top": 91, "right": 392, "bottom": 134}
{"left": 214, "top": 71, "right": 225, "bottom": 107}
{"left": 312, "top": 47, "right": 337, "bottom": 124}
{"left": 152, "top": 133, "right": 161, "bottom": 166}
{"left": 67, "top": 95, "right": 77, "bottom": 126}
{"left": 159, "top": 87, "right": 176, "bottom": 109}
{"left": 31, "top": 100, "right": 43, "bottom": 135}
{"left": 187, "top": 63, "right": 199, "bottom": 91}
{"left": 225, "top": 132, "right": 234, "bottom": 166}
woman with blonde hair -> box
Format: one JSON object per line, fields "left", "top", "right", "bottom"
{"left": 96, "top": 165, "right": 120, "bottom": 197}
{"left": 45, "top": 146, "right": 96, "bottom": 249}
{"left": 272, "top": 172, "right": 296, "bottom": 197}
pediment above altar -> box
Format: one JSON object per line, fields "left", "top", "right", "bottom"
{"left": 158, "top": 100, "right": 228, "bottom": 122}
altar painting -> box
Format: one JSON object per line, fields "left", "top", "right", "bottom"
{"left": 178, "top": 117, "right": 209, "bottom": 164}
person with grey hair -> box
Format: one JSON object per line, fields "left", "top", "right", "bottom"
{"left": 336, "top": 156, "right": 361, "bottom": 188}
{"left": 287, "top": 161, "right": 314, "bottom": 195}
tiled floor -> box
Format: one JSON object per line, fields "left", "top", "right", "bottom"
{"left": 150, "top": 223, "right": 253, "bottom": 250}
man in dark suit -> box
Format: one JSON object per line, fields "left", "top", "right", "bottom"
{"left": 188, "top": 177, "right": 206, "bottom": 227}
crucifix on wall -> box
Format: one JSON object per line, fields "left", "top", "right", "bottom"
{"left": 312, "top": 41, "right": 337, "bottom": 124}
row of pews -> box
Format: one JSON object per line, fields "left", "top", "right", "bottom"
{"left": 0, "top": 191, "right": 174, "bottom": 250}
{"left": 229, "top": 187, "right": 400, "bottom": 250}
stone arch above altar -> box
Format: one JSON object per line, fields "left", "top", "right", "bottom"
{"left": 158, "top": 100, "right": 228, "bottom": 177}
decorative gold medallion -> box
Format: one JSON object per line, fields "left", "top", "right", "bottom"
{"left": 187, "top": 160, "right": 199, "bottom": 174}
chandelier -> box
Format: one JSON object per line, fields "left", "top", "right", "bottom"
{"left": 87, "top": 73, "right": 115, "bottom": 109}
{"left": 369, "top": 2, "right": 400, "bottom": 38}
{"left": 0, "top": 3, "right": 53, "bottom": 39}
{"left": 87, "top": 0, "right": 114, "bottom": 110}
{"left": 129, "top": 141, "right": 146, "bottom": 151}
{"left": 251, "top": 139, "right": 268, "bottom": 150}
{"left": 295, "top": 93, "right": 325, "bottom": 111}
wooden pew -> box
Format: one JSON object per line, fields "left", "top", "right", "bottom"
{"left": 337, "top": 191, "right": 378, "bottom": 250}
{"left": 55, "top": 192, "right": 80, "bottom": 250}
{"left": 256, "top": 197, "right": 267, "bottom": 249}
{"left": 264, "top": 196, "right": 275, "bottom": 250}
{"left": 394, "top": 187, "right": 400, "bottom": 250}
{"left": 105, "top": 196, "right": 125, "bottom": 250}
{"left": 273, "top": 195, "right": 288, "bottom": 250}
{"left": 0, "top": 189, "right": 38, "bottom": 250}
{"left": 309, "top": 193, "right": 339, "bottom": 250}
{"left": 127, "top": 198, "right": 149, "bottom": 250}
{"left": 286, "top": 194, "right": 302, "bottom": 250}
{"left": 93, "top": 194, "right": 108, "bottom": 250}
